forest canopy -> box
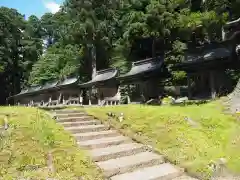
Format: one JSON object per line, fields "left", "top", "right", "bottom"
{"left": 0, "top": 0, "right": 240, "bottom": 104}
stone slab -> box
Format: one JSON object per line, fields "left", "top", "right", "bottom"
{"left": 90, "top": 143, "right": 147, "bottom": 161}
{"left": 172, "top": 175, "right": 199, "bottom": 180}
{"left": 60, "top": 120, "right": 100, "bottom": 127}
{"left": 74, "top": 130, "right": 120, "bottom": 141}
{"left": 111, "top": 163, "right": 183, "bottom": 180}
{"left": 78, "top": 136, "right": 131, "bottom": 149}
{"left": 57, "top": 116, "right": 93, "bottom": 122}
{"left": 97, "top": 151, "right": 164, "bottom": 177}
{"left": 65, "top": 124, "right": 108, "bottom": 133}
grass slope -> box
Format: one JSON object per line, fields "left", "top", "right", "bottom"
{"left": 86, "top": 101, "right": 240, "bottom": 179}
{"left": 0, "top": 107, "right": 103, "bottom": 180}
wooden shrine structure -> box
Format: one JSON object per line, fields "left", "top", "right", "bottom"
{"left": 8, "top": 17, "right": 240, "bottom": 106}
{"left": 118, "top": 57, "right": 169, "bottom": 103}
{"left": 174, "top": 18, "right": 240, "bottom": 99}
{"left": 11, "top": 76, "right": 81, "bottom": 106}
{"left": 79, "top": 68, "right": 120, "bottom": 106}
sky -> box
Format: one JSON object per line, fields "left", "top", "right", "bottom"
{"left": 0, "top": 0, "right": 64, "bottom": 18}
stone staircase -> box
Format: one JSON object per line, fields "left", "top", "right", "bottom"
{"left": 54, "top": 110, "right": 198, "bottom": 180}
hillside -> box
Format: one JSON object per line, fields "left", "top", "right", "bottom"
{"left": 0, "top": 107, "right": 103, "bottom": 180}
{"left": 86, "top": 101, "right": 240, "bottom": 179}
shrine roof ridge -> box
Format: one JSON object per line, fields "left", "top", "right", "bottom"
{"left": 96, "top": 68, "right": 118, "bottom": 75}
{"left": 132, "top": 56, "right": 162, "bottom": 66}
{"left": 10, "top": 76, "right": 80, "bottom": 98}
{"left": 78, "top": 68, "right": 119, "bottom": 88}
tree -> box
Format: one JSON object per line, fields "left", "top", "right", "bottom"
{"left": 29, "top": 44, "right": 80, "bottom": 85}
{"left": 63, "top": 0, "right": 119, "bottom": 79}
{"left": 0, "top": 7, "right": 26, "bottom": 103}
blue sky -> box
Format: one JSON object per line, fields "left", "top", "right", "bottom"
{"left": 0, "top": 0, "right": 64, "bottom": 18}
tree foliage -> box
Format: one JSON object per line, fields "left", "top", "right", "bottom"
{"left": 1, "top": 0, "right": 240, "bottom": 103}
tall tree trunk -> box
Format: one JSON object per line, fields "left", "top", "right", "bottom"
{"left": 90, "top": 44, "right": 97, "bottom": 79}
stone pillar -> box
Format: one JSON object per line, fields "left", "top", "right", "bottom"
{"left": 187, "top": 74, "right": 192, "bottom": 99}
{"left": 209, "top": 71, "right": 216, "bottom": 99}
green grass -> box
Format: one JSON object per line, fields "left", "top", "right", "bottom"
{"left": 86, "top": 101, "right": 240, "bottom": 179}
{"left": 0, "top": 107, "right": 103, "bottom": 180}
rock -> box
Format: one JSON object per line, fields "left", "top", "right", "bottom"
{"left": 118, "top": 113, "right": 124, "bottom": 122}
{"left": 209, "top": 158, "right": 231, "bottom": 179}
{"left": 174, "top": 97, "right": 188, "bottom": 104}
{"left": 184, "top": 117, "right": 199, "bottom": 128}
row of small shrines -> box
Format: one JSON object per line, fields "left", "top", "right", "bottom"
{"left": 8, "top": 18, "right": 240, "bottom": 106}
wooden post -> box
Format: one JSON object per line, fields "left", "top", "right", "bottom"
{"left": 209, "top": 71, "right": 216, "bottom": 99}
{"left": 49, "top": 97, "right": 52, "bottom": 106}
{"left": 79, "top": 91, "right": 83, "bottom": 105}
{"left": 88, "top": 90, "right": 92, "bottom": 105}
{"left": 4, "top": 115, "right": 9, "bottom": 130}
{"left": 58, "top": 93, "right": 62, "bottom": 105}
{"left": 187, "top": 74, "right": 192, "bottom": 99}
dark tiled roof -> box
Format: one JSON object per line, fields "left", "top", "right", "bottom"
{"left": 41, "top": 81, "right": 58, "bottom": 90}
{"left": 184, "top": 47, "right": 231, "bottom": 64}
{"left": 57, "top": 77, "right": 78, "bottom": 86}
{"left": 118, "top": 57, "right": 163, "bottom": 79}
{"left": 12, "top": 77, "right": 79, "bottom": 98}
{"left": 79, "top": 68, "right": 118, "bottom": 88}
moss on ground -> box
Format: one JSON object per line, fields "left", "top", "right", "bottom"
{"left": 86, "top": 101, "right": 240, "bottom": 179}
{"left": 0, "top": 107, "right": 103, "bottom": 180}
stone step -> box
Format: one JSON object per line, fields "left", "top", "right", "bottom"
{"left": 74, "top": 130, "right": 120, "bottom": 141}
{"left": 59, "top": 120, "right": 101, "bottom": 127}
{"left": 55, "top": 110, "right": 84, "bottom": 114}
{"left": 57, "top": 116, "right": 93, "bottom": 122}
{"left": 96, "top": 151, "right": 165, "bottom": 178}
{"left": 172, "top": 175, "right": 199, "bottom": 180}
{"left": 78, "top": 136, "right": 131, "bottom": 149}
{"left": 57, "top": 113, "right": 86, "bottom": 118}
{"left": 65, "top": 124, "right": 108, "bottom": 133}
{"left": 90, "top": 143, "right": 148, "bottom": 162}
{"left": 110, "top": 163, "right": 183, "bottom": 180}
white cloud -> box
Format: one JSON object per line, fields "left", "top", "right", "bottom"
{"left": 43, "top": 1, "right": 60, "bottom": 14}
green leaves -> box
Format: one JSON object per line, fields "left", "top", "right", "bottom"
{"left": 29, "top": 44, "right": 80, "bottom": 85}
